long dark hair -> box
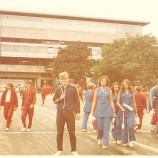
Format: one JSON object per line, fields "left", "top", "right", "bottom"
{"left": 120, "top": 79, "right": 133, "bottom": 93}
{"left": 98, "top": 76, "right": 110, "bottom": 87}
{"left": 111, "top": 82, "right": 120, "bottom": 94}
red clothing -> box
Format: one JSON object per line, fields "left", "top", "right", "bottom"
{"left": 0, "top": 88, "right": 18, "bottom": 128}
{"left": 0, "top": 89, "right": 18, "bottom": 108}
{"left": 137, "top": 106, "right": 144, "bottom": 129}
{"left": 135, "top": 92, "right": 146, "bottom": 130}
{"left": 21, "top": 108, "right": 34, "bottom": 128}
{"left": 21, "top": 88, "right": 36, "bottom": 128}
{"left": 4, "top": 102, "right": 14, "bottom": 128}
{"left": 135, "top": 92, "right": 146, "bottom": 108}
{"left": 40, "top": 86, "right": 47, "bottom": 95}
{"left": 78, "top": 79, "right": 85, "bottom": 88}
{"left": 22, "top": 88, "right": 36, "bottom": 109}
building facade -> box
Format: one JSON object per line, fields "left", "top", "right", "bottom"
{"left": 0, "top": 10, "right": 149, "bottom": 90}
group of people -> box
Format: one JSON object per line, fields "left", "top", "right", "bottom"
{"left": 0, "top": 80, "right": 36, "bottom": 132}
{"left": 52, "top": 71, "right": 158, "bottom": 155}
{"left": 0, "top": 72, "right": 157, "bottom": 156}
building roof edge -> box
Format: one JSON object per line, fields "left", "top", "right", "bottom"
{"left": 0, "top": 9, "right": 150, "bottom": 26}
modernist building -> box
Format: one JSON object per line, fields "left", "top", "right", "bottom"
{"left": 0, "top": 10, "right": 149, "bottom": 90}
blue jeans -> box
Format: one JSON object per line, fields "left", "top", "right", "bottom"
{"left": 121, "top": 115, "right": 136, "bottom": 144}
{"left": 82, "top": 112, "right": 90, "bottom": 129}
{"left": 112, "top": 117, "right": 122, "bottom": 141}
{"left": 97, "top": 117, "right": 111, "bottom": 146}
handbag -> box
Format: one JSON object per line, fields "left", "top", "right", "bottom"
{"left": 134, "top": 116, "right": 140, "bottom": 127}
{"left": 150, "top": 111, "right": 157, "bottom": 125}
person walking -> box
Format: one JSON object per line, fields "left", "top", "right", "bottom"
{"left": 21, "top": 80, "right": 36, "bottom": 132}
{"left": 91, "top": 76, "right": 116, "bottom": 149}
{"left": 82, "top": 82, "right": 95, "bottom": 132}
{"left": 150, "top": 78, "right": 158, "bottom": 133}
{"left": 117, "top": 79, "right": 138, "bottom": 147}
{"left": 40, "top": 84, "right": 47, "bottom": 106}
{"left": 111, "top": 82, "right": 125, "bottom": 145}
{"left": 90, "top": 84, "right": 98, "bottom": 133}
{"left": 134, "top": 86, "right": 146, "bottom": 131}
{"left": 0, "top": 82, "right": 18, "bottom": 131}
{"left": 53, "top": 72, "right": 80, "bottom": 156}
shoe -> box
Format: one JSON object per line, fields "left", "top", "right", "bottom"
{"left": 128, "top": 141, "right": 134, "bottom": 147}
{"left": 27, "top": 128, "right": 31, "bottom": 132}
{"left": 113, "top": 140, "right": 117, "bottom": 144}
{"left": 122, "top": 143, "right": 128, "bottom": 147}
{"left": 5, "top": 128, "right": 9, "bottom": 131}
{"left": 98, "top": 139, "right": 102, "bottom": 145}
{"left": 21, "top": 128, "right": 26, "bottom": 132}
{"left": 71, "top": 151, "right": 79, "bottom": 156}
{"left": 103, "top": 145, "right": 107, "bottom": 149}
{"left": 94, "top": 130, "right": 97, "bottom": 133}
{"left": 117, "top": 140, "right": 121, "bottom": 145}
{"left": 151, "top": 130, "right": 156, "bottom": 134}
{"left": 134, "top": 126, "right": 138, "bottom": 132}
{"left": 82, "top": 129, "right": 87, "bottom": 132}
{"left": 54, "top": 151, "right": 62, "bottom": 155}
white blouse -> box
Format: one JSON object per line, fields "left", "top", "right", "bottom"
{"left": 5, "top": 90, "right": 11, "bottom": 102}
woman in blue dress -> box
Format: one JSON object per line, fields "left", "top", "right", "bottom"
{"left": 111, "top": 82, "right": 125, "bottom": 145}
{"left": 117, "top": 79, "right": 138, "bottom": 147}
{"left": 91, "top": 76, "right": 116, "bottom": 149}
{"left": 82, "top": 82, "right": 96, "bottom": 132}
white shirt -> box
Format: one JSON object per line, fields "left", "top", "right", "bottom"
{"left": 5, "top": 90, "right": 11, "bottom": 102}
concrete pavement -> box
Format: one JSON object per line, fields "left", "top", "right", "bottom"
{"left": 0, "top": 92, "right": 157, "bottom": 156}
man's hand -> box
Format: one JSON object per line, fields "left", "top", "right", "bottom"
{"left": 75, "top": 113, "right": 80, "bottom": 120}
{"left": 60, "top": 93, "right": 66, "bottom": 100}
{"left": 30, "top": 104, "right": 34, "bottom": 109}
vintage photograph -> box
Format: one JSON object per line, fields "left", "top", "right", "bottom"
{"left": 0, "top": 0, "right": 158, "bottom": 157}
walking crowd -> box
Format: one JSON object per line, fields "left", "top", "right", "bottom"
{"left": 0, "top": 71, "right": 158, "bottom": 156}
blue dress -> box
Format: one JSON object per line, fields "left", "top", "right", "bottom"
{"left": 117, "top": 90, "right": 135, "bottom": 117}
{"left": 83, "top": 89, "right": 93, "bottom": 112}
{"left": 113, "top": 94, "right": 118, "bottom": 115}
{"left": 95, "top": 87, "right": 113, "bottom": 117}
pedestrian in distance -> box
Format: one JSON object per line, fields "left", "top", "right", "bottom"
{"left": 40, "top": 84, "right": 47, "bottom": 106}
{"left": 150, "top": 78, "right": 158, "bottom": 133}
{"left": 21, "top": 80, "right": 36, "bottom": 132}
{"left": 91, "top": 76, "right": 116, "bottom": 149}
{"left": 53, "top": 72, "right": 80, "bottom": 156}
{"left": 82, "top": 82, "right": 96, "bottom": 132}
{"left": 134, "top": 86, "right": 146, "bottom": 131}
{"left": 117, "top": 79, "right": 138, "bottom": 147}
{"left": 90, "top": 83, "right": 98, "bottom": 133}
{"left": 111, "top": 82, "right": 125, "bottom": 145}
{"left": 0, "top": 82, "right": 18, "bottom": 131}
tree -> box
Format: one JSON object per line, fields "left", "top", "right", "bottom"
{"left": 94, "top": 34, "right": 158, "bottom": 88}
{"left": 52, "top": 42, "right": 92, "bottom": 82}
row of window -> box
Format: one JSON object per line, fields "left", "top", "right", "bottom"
{"left": 2, "top": 15, "right": 142, "bottom": 34}
{"left": 1, "top": 43, "right": 102, "bottom": 59}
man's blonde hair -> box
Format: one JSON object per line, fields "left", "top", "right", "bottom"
{"left": 59, "top": 72, "right": 69, "bottom": 79}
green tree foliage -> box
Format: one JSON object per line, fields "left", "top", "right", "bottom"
{"left": 94, "top": 34, "right": 158, "bottom": 88}
{"left": 52, "top": 42, "right": 92, "bottom": 82}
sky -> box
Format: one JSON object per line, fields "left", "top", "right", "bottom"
{"left": 0, "top": 0, "right": 158, "bottom": 37}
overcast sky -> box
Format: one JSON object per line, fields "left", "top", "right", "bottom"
{"left": 0, "top": 0, "right": 158, "bottom": 37}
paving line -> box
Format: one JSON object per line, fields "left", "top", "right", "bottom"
{"left": 76, "top": 120, "right": 158, "bottom": 153}
{"left": 133, "top": 141, "right": 158, "bottom": 153}
{"left": 0, "top": 131, "right": 94, "bottom": 134}
{"left": 27, "top": 106, "right": 158, "bottom": 153}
